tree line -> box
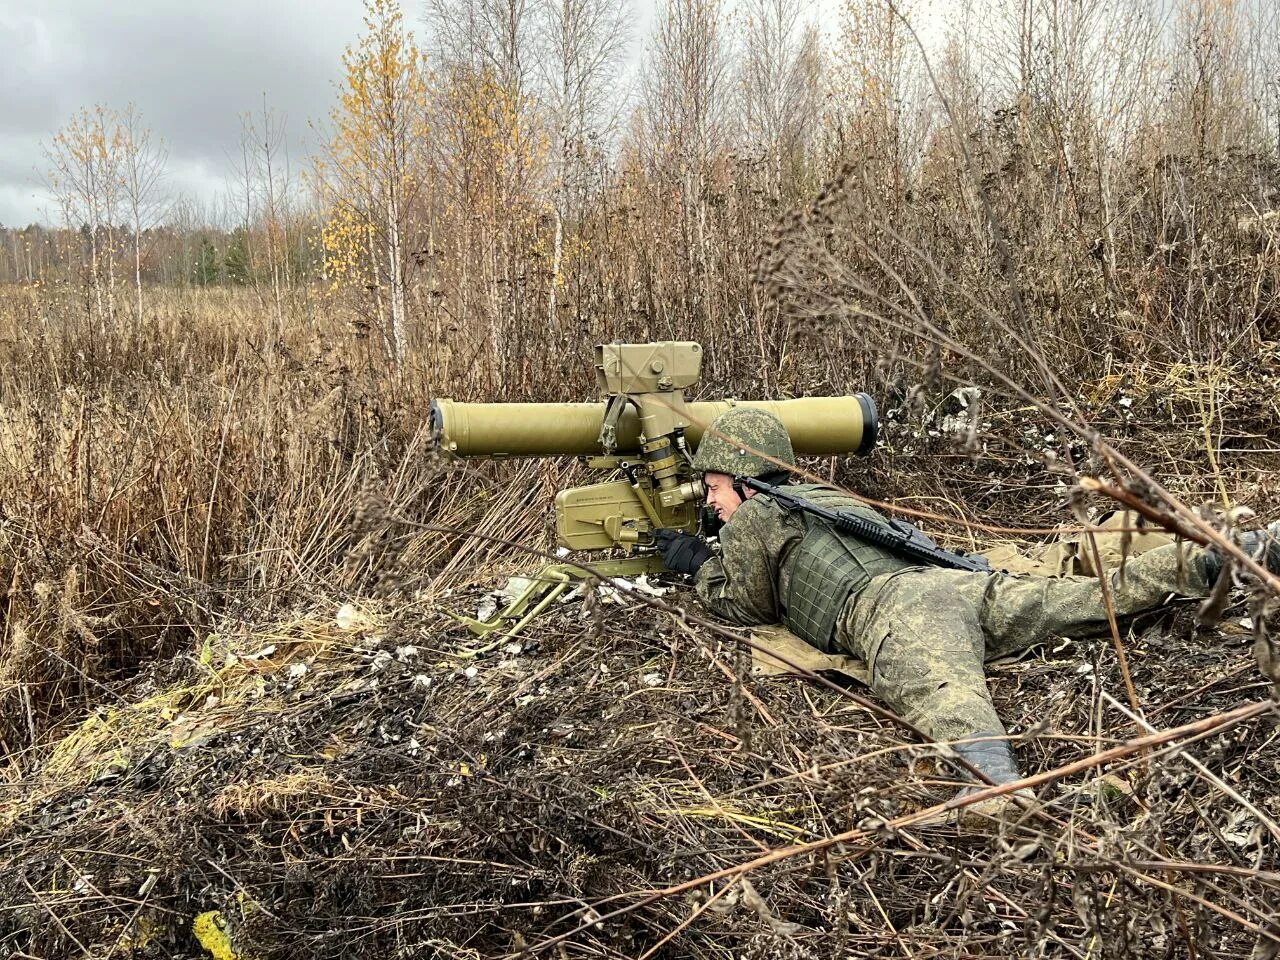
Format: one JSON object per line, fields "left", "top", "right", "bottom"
{"left": 4, "top": 0, "right": 1278, "bottom": 377}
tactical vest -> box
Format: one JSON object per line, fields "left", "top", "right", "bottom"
{"left": 775, "top": 485, "right": 917, "bottom": 652}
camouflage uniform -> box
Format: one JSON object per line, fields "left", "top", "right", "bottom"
{"left": 695, "top": 486, "right": 1211, "bottom": 744}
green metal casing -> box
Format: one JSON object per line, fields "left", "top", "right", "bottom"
{"left": 428, "top": 341, "right": 879, "bottom": 554}
{"left": 429, "top": 396, "right": 878, "bottom": 458}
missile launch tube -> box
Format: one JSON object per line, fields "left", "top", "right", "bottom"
{"left": 430, "top": 395, "right": 878, "bottom": 458}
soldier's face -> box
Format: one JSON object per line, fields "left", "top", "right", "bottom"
{"left": 704, "top": 472, "right": 744, "bottom": 522}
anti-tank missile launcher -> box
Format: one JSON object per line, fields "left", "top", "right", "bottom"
{"left": 431, "top": 341, "right": 877, "bottom": 552}
{"left": 429, "top": 341, "right": 877, "bottom": 642}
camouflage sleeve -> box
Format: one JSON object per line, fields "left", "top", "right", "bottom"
{"left": 693, "top": 508, "right": 783, "bottom": 626}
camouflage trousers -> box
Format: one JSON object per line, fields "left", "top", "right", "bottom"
{"left": 836, "top": 542, "right": 1211, "bottom": 743}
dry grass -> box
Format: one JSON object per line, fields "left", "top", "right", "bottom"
{"left": 1, "top": 60, "right": 1279, "bottom": 953}
{"left": 0, "top": 583, "right": 1274, "bottom": 959}
{"left": 0, "top": 260, "right": 1276, "bottom": 955}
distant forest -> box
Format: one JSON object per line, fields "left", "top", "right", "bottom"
{"left": 0, "top": 221, "right": 321, "bottom": 288}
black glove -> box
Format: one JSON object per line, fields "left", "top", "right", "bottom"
{"left": 653, "top": 528, "right": 712, "bottom": 575}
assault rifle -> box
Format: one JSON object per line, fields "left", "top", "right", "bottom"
{"left": 738, "top": 477, "right": 993, "bottom": 573}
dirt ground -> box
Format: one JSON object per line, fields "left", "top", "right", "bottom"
{"left": 0, "top": 565, "right": 1275, "bottom": 959}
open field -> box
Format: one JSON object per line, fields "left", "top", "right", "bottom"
{"left": 0, "top": 265, "right": 1277, "bottom": 956}
{"left": 1, "top": 0, "right": 1280, "bottom": 953}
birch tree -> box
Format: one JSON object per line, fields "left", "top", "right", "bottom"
{"left": 118, "top": 104, "right": 168, "bottom": 328}
{"left": 426, "top": 0, "right": 536, "bottom": 104}
{"left": 238, "top": 99, "right": 295, "bottom": 342}
{"left": 740, "top": 0, "right": 822, "bottom": 196}
{"left": 642, "top": 0, "right": 733, "bottom": 171}
{"left": 640, "top": 0, "right": 734, "bottom": 325}
{"left": 539, "top": 0, "right": 631, "bottom": 321}
{"left": 318, "top": 0, "right": 429, "bottom": 364}
{"left": 44, "top": 106, "right": 125, "bottom": 326}
{"left": 830, "top": 0, "right": 933, "bottom": 190}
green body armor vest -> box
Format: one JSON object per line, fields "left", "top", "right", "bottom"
{"left": 778, "top": 486, "right": 916, "bottom": 652}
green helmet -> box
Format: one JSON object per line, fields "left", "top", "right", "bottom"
{"left": 690, "top": 407, "right": 796, "bottom": 477}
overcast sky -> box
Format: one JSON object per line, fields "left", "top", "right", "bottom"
{"left": 0, "top": 0, "right": 662, "bottom": 228}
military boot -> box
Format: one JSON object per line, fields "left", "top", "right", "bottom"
{"left": 951, "top": 733, "right": 1035, "bottom": 831}
{"left": 1202, "top": 521, "right": 1280, "bottom": 585}
{"left": 916, "top": 732, "right": 1033, "bottom": 831}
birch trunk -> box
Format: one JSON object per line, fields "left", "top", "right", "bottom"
{"left": 387, "top": 189, "right": 408, "bottom": 363}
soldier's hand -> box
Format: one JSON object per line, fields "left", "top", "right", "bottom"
{"left": 652, "top": 528, "right": 712, "bottom": 575}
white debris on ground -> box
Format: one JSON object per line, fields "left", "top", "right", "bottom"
{"left": 475, "top": 596, "right": 499, "bottom": 621}
{"left": 335, "top": 603, "right": 378, "bottom": 632}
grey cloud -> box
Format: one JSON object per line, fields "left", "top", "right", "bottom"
{"left": 0, "top": 0, "right": 367, "bottom": 225}
{"left": 0, "top": 184, "right": 56, "bottom": 227}
{"left": 0, "top": 132, "right": 56, "bottom": 226}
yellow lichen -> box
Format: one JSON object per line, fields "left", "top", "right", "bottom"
{"left": 192, "top": 910, "right": 242, "bottom": 960}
